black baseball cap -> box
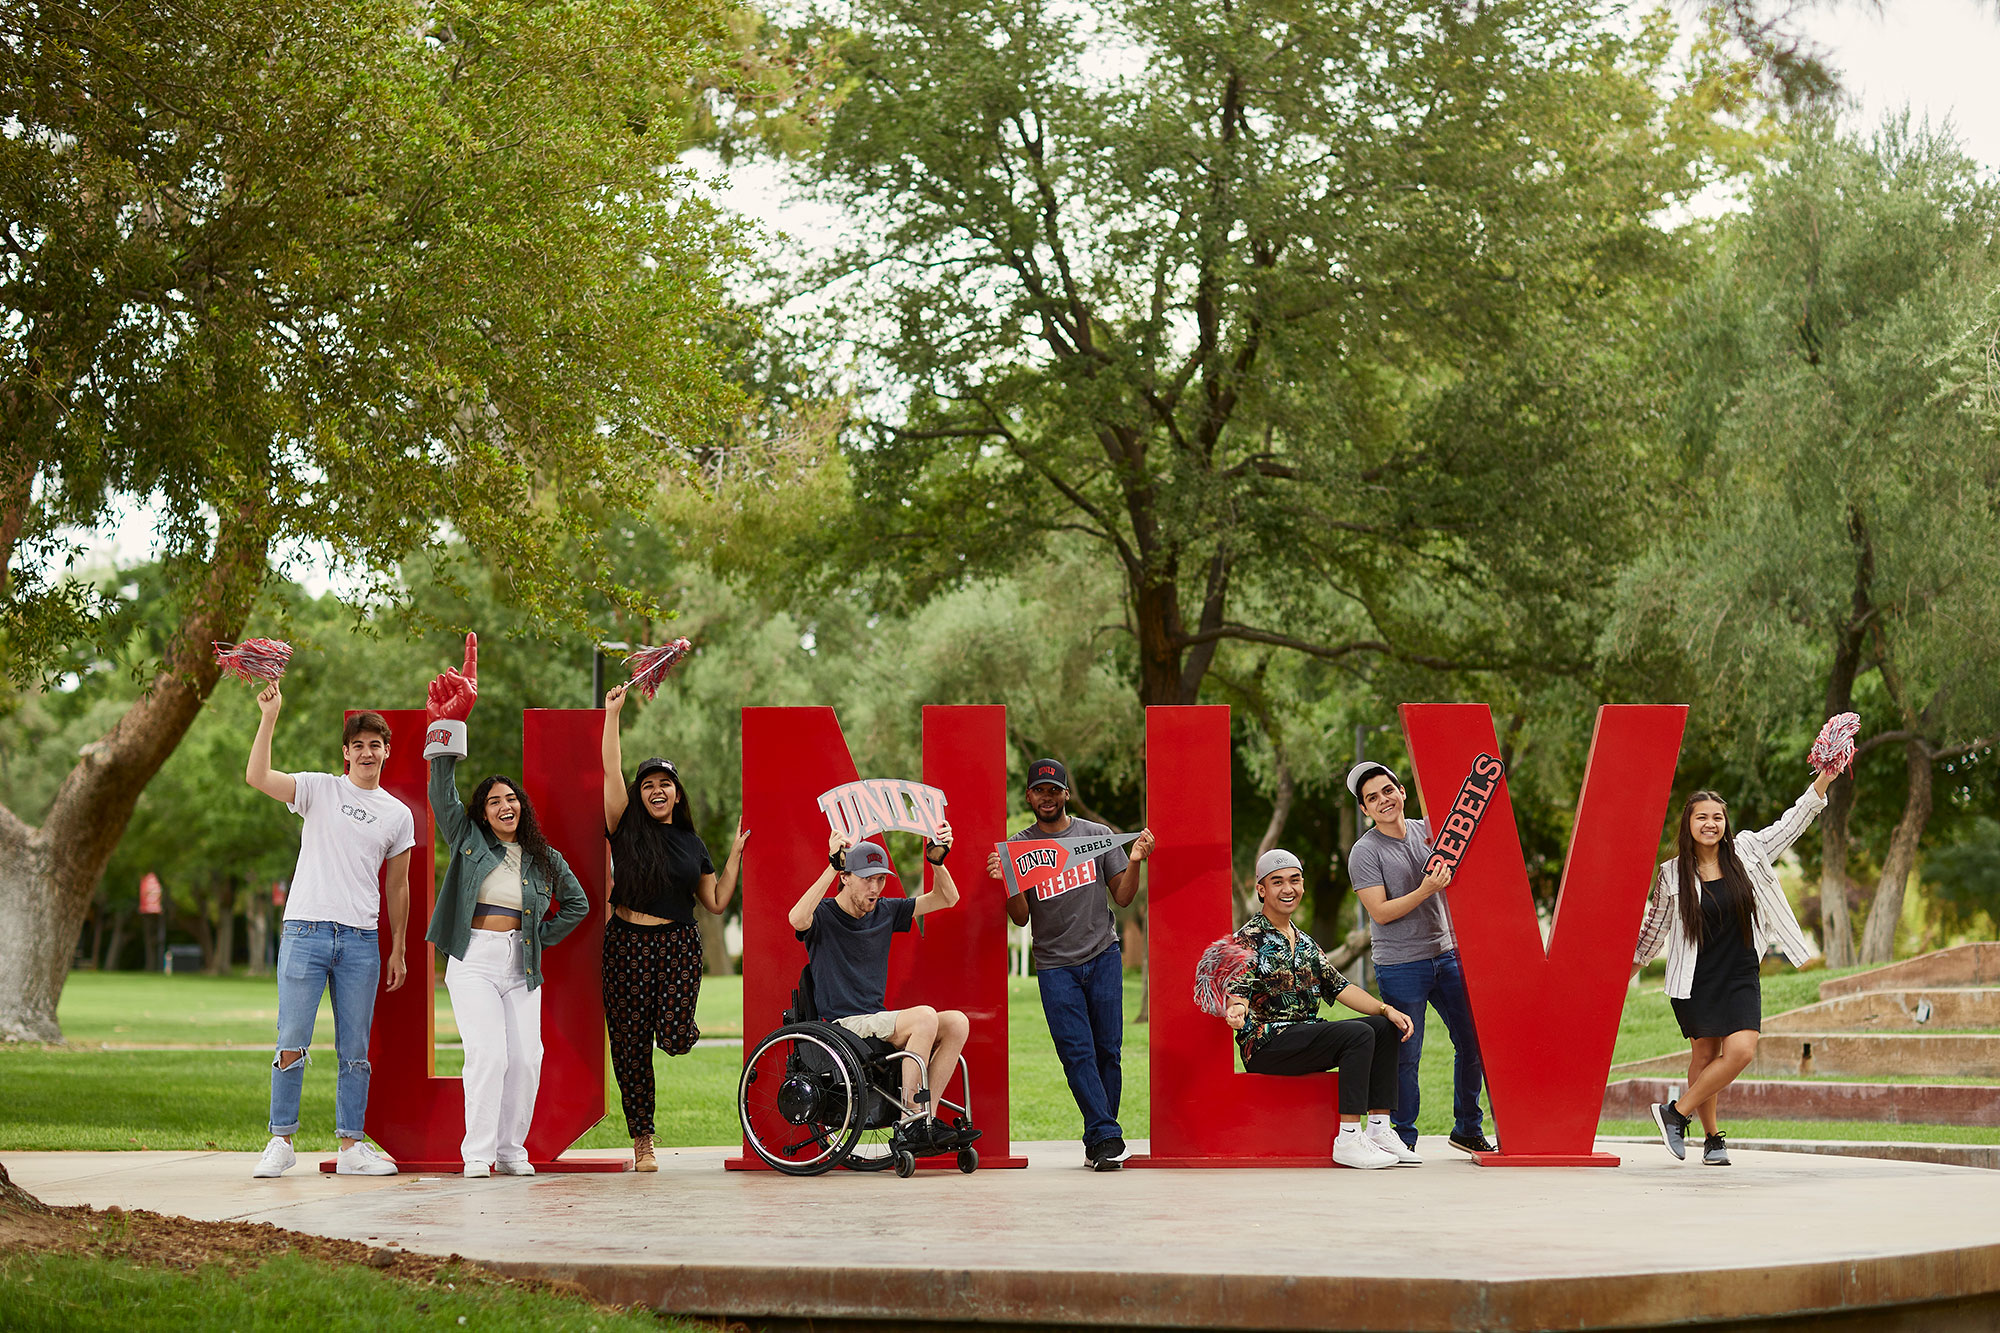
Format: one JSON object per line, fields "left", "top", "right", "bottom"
{"left": 1026, "top": 758, "right": 1069, "bottom": 791}
{"left": 634, "top": 757, "right": 680, "bottom": 784}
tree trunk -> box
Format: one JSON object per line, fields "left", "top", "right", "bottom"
{"left": 245, "top": 892, "right": 271, "bottom": 976}
{"left": 696, "top": 909, "right": 734, "bottom": 976}
{"left": 106, "top": 908, "right": 132, "bottom": 973}
{"left": 1818, "top": 502, "right": 1876, "bottom": 968}
{"left": 140, "top": 912, "right": 162, "bottom": 974}
{"left": 0, "top": 514, "right": 267, "bottom": 1041}
{"left": 1818, "top": 774, "right": 1858, "bottom": 967}
{"left": 1858, "top": 739, "right": 1933, "bottom": 965}
{"left": 208, "top": 877, "right": 240, "bottom": 976}
{"left": 0, "top": 1160, "right": 51, "bottom": 1216}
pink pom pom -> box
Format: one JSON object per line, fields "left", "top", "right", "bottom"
{"left": 1809, "top": 712, "right": 1861, "bottom": 776}
{"left": 1193, "top": 936, "right": 1254, "bottom": 1018}
{"left": 212, "top": 638, "right": 293, "bottom": 684}
{"left": 624, "top": 638, "right": 693, "bottom": 700}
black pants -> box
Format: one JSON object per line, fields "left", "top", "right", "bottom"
{"left": 1243, "top": 1015, "right": 1398, "bottom": 1116}
{"left": 601, "top": 916, "right": 703, "bottom": 1138}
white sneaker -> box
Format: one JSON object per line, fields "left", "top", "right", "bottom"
{"left": 253, "top": 1136, "right": 296, "bottom": 1178}
{"left": 1332, "top": 1132, "right": 1398, "bottom": 1169}
{"left": 492, "top": 1160, "right": 535, "bottom": 1176}
{"left": 334, "top": 1141, "right": 398, "bottom": 1176}
{"left": 463, "top": 1161, "right": 491, "bottom": 1179}
{"left": 1366, "top": 1125, "right": 1423, "bottom": 1165}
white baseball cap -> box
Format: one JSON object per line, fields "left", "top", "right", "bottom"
{"left": 1255, "top": 848, "right": 1304, "bottom": 882}
{"left": 1346, "top": 761, "right": 1398, "bottom": 801}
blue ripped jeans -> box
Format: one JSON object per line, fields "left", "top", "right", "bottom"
{"left": 269, "top": 920, "right": 380, "bottom": 1140}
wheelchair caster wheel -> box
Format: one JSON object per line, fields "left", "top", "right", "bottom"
{"left": 957, "top": 1147, "right": 979, "bottom": 1174}
{"left": 894, "top": 1150, "right": 917, "bottom": 1179}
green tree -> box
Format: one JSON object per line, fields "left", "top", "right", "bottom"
{"left": 776, "top": 0, "right": 1756, "bottom": 712}
{"left": 0, "top": 0, "right": 746, "bottom": 1039}
{"left": 1605, "top": 116, "right": 2000, "bottom": 965}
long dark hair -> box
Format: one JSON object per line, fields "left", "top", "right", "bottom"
{"left": 470, "top": 775, "right": 564, "bottom": 890}
{"left": 1675, "top": 789, "right": 1757, "bottom": 947}
{"left": 608, "top": 770, "right": 700, "bottom": 907}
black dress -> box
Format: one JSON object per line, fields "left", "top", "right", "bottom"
{"left": 1670, "top": 877, "right": 1762, "bottom": 1040}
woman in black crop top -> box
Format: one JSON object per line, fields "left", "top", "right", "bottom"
{"left": 599, "top": 682, "right": 748, "bottom": 1171}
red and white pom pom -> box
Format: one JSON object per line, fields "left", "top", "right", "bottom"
{"left": 1193, "top": 936, "right": 1254, "bottom": 1018}
{"left": 1809, "top": 712, "right": 1862, "bottom": 776}
{"left": 624, "top": 638, "right": 693, "bottom": 700}
{"left": 213, "top": 638, "right": 293, "bottom": 684}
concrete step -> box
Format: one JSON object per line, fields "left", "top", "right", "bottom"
{"left": 1610, "top": 1032, "right": 2000, "bottom": 1079}
{"left": 1604, "top": 1076, "right": 2000, "bottom": 1127}
{"left": 1764, "top": 987, "right": 2000, "bottom": 1033}
{"left": 1598, "top": 1134, "right": 2000, "bottom": 1170}
{"left": 1819, "top": 942, "right": 2000, "bottom": 999}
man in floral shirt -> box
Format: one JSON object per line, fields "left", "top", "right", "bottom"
{"left": 1224, "top": 849, "right": 1419, "bottom": 1169}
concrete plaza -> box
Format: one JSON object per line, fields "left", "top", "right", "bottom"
{"left": 11, "top": 1138, "right": 2000, "bottom": 1331}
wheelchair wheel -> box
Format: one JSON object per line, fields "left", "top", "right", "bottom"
{"left": 957, "top": 1147, "right": 979, "bottom": 1174}
{"left": 738, "top": 1024, "right": 868, "bottom": 1175}
{"left": 894, "top": 1149, "right": 917, "bottom": 1179}
{"left": 841, "top": 1124, "right": 901, "bottom": 1172}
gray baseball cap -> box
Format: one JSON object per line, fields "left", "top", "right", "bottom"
{"left": 1346, "top": 761, "right": 1398, "bottom": 801}
{"left": 1255, "top": 848, "right": 1304, "bottom": 882}
{"left": 843, "top": 842, "right": 899, "bottom": 880}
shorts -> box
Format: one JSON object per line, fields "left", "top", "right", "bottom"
{"left": 833, "top": 1010, "right": 898, "bottom": 1041}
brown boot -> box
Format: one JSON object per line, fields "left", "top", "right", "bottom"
{"left": 633, "top": 1135, "right": 657, "bottom": 1172}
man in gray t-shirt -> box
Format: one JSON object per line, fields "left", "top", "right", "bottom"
{"left": 1347, "top": 760, "right": 1492, "bottom": 1155}
{"left": 985, "top": 758, "right": 1154, "bottom": 1170}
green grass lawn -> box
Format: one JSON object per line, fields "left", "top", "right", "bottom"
{"left": 0, "top": 964, "right": 1982, "bottom": 1154}
{"left": 0, "top": 1251, "right": 698, "bottom": 1332}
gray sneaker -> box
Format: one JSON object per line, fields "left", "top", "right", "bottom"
{"left": 1651, "top": 1101, "right": 1690, "bottom": 1160}
{"left": 1702, "top": 1132, "right": 1731, "bottom": 1166}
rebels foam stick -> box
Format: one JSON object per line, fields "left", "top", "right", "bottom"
{"left": 1810, "top": 712, "right": 1861, "bottom": 777}
{"left": 213, "top": 638, "right": 293, "bottom": 684}
{"left": 1193, "top": 936, "right": 1255, "bottom": 1019}
{"left": 1423, "top": 752, "right": 1505, "bottom": 879}
{"left": 624, "top": 638, "right": 693, "bottom": 700}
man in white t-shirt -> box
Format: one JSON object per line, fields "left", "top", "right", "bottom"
{"left": 244, "top": 683, "right": 415, "bottom": 1178}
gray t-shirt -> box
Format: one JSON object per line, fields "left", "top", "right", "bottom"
{"left": 1348, "top": 817, "right": 1456, "bottom": 966}
{"left": 1012, "top": 816, "right": 1129, "bottom": 970}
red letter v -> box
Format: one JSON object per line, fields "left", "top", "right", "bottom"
{"left": 1400, "top": 704, "right": 1686, "bottom": 1165}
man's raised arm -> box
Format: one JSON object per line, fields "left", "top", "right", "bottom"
{"left": 244, "top": 683, "right": 297, "bottom": 805}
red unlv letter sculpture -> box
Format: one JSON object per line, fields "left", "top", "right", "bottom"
{"left": 329, "top": 708, "right": 618, "bottom": 1172}
{"left": 1401, "top": 703, "right": 1686, "bottom": 1165}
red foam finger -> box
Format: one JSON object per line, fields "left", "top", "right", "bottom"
{"left": 463, "top": 632, "right": 478, "bottom": 681}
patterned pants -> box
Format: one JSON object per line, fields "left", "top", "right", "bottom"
{"left": 601, "top": 916, "right": 703, "bottom": 1138}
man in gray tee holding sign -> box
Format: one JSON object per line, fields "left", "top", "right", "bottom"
{"left": 985, "top": 758, "right": 1154, "bottom": 1170}
{"left": 1346, "top": 761, "right": 1495, "bottom": 1155}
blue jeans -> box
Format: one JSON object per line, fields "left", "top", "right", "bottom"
{"left": 1374, "top": 949, "right": 1486, "bottom": 1147}
{"left": 1037, "top": 944, "right": 1123, "bottom": 1148}
{"left": 269, "top": 920, "right": 380, "bottom": 1140}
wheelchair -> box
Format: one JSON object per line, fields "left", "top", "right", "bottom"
{"left": 737, "top": 967, "right": 981, "bottom": 1177}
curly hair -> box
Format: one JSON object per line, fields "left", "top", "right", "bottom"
{"left": 469, "top": 775, "right": 564, "bottom": 891}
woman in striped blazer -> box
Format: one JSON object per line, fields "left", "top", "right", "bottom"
{"left": 1632, "top": 767, "right": 1841, "bottom": 1164}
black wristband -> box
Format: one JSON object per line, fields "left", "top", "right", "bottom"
{"left": 829, "top": 850, "right": 846, "bottom": 873}
{"left": 924, "top": 840, "right": 949, "bottom": 865}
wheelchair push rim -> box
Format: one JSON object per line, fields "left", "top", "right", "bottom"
{"left": 738, "top": 1025, "right": 867, "bottom": 1175}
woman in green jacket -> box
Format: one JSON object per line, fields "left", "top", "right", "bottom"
{"left": 423, "top": 643, "right": 589, "bottom": 1177}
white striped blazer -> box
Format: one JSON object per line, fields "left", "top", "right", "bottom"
{"left": 1633, "top": 785, "right": 1826, "bottom": 999}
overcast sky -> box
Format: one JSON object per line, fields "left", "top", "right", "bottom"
{"left": 75, "top": 0, "right": 2000, "bottom": 583}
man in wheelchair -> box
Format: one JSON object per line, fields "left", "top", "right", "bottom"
{"left": 785, "top": 825, "right": 980, "bottom": 1158}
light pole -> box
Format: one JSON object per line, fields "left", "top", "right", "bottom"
{"left": 592, "top": 642, "right": 630, "bottom": 709}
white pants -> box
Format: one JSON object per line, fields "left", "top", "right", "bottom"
{"left": 446, "top": 930, "right": 542, "bottom": 1166}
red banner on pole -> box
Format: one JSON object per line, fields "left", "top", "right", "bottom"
{"left": 138, "top": 873, "right": 162, "bottom": 915}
